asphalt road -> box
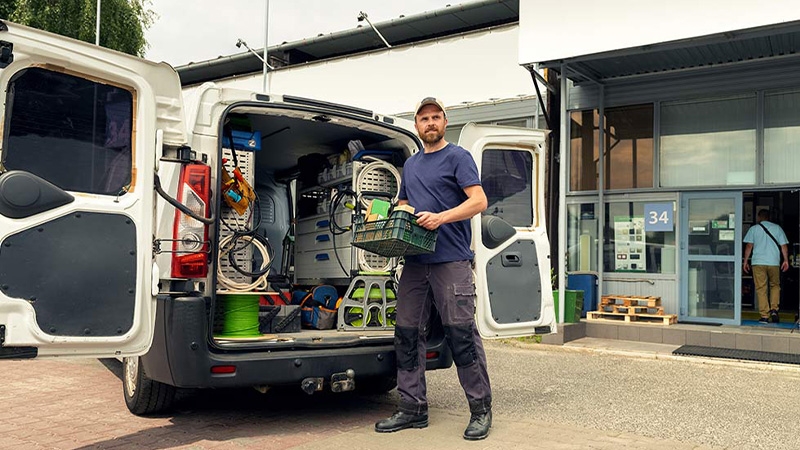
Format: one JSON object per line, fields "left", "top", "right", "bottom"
{"left": 2, "top": 339, "right": 799, "bottom": 449}
{"left": 429, "top": 340, "right": 800, "bottom": 450}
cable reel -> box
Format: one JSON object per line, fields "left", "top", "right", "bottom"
{"left": 342, "top": 303, "right": 396, "bottom": 327}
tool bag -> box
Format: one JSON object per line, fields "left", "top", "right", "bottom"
{"left": 296, "top": 285, "right": 341, "bottom": 330}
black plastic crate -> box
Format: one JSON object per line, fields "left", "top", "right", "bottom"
{"left": 258, "top": 305, "right": 301, "bottom": 333}
{"left": 351, "top": 210, "right": 437, "bottom": 257}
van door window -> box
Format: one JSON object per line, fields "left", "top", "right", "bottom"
{"left": 2, "top": 67, "right": 133, "bottom": 195}
{"left": 482, "top": 149, "right": 533, "bottom": 227}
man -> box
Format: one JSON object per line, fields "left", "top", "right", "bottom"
{"left": 374, "top": 97, "right": 492, "bottom": 440}
{"left": 743, "top": 209, "right": 789, "bottom": 323}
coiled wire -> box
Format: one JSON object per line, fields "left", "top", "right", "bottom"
{"left": 329, "top": 188, "right": 356, "bottom": 276}
{"left": 216, "top": 190, "right": 274, "bottom": 291}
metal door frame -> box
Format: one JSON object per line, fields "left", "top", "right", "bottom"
{"left": 679, "top": 192, "right": 742, "bottom": 325}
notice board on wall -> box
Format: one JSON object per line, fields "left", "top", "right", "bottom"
{"left": 614, "top": 216, "right": 646, "bottom": 272}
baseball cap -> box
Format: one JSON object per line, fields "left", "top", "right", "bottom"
{"left": 414, "top": 97, "right": 446, "bottom": 117}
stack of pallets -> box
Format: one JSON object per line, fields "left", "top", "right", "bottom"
{"left": 587, "top": 295, "right": 677, "bottom": 325}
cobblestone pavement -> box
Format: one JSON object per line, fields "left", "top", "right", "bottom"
{"left": 4, "top": 338, "right": 796, "bottom": 449}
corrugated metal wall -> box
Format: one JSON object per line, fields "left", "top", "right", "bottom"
{"left": 397, "top": 97, "right": 540, "bottom": 124}
{"left": 567, "top": 56, "right": 800, "bottom": 110}
{"left": 445, "top": 98, "right": 540, "bottom": 124}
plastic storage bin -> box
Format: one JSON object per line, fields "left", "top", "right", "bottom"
{"left": 222, "top": 130, "right": 262, "bottom": 151}
{"left": 567, "top": 271, "right": 598, "bottom": 318}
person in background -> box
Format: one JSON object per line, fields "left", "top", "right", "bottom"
{"left": 374, "top": 97, "right": 492, "bottom": 440}
{"left": 743, "top": 209, "right": 789, "bottom": 323}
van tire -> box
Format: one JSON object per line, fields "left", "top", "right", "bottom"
{"left": 123, "top": 356, "right": 176, "bottom": 415}
{"left": 359, "top": 376, "right": 397, "bottom": 394}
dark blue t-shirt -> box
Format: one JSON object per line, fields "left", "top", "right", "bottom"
{"left": 398, "top": 142, "right": 481, "bottom": 264}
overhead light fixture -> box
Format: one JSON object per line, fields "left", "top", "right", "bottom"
{"left": 357, "top": 11, "right": 392, "bottom": 49}
{"left": 236, "top": 38, "right": 275, "bottom": 70}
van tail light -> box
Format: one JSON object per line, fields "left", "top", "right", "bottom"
{"left": 171, "top": 163, "right": 211, "bottom": 278}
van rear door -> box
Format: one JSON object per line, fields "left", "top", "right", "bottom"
{"left": 458, "top": 123, "right": 555, "bottom": 338}
{"left": 0, "top": 21, "right": 187, "bottom": 358}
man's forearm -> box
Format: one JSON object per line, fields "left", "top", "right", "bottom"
{"left": 440, "top": 195, "right": 487, "bottom": 224}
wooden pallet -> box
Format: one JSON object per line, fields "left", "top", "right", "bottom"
{"left": 608, "top": 305, "right": 665, "bottom": 315}
{"left": 600, "top": 295, "right": 661, "bottom": 308}
{"left": 587, "top": 310, "right": 677, "bottom": 325}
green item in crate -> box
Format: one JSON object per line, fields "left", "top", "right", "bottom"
{"left": 553, "top": 290, "right": 583, "bottom": 323}
{"left": 367, "top": 198, "right": 391, "bottom": 219}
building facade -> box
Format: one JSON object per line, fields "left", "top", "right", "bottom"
{"left": 521, "top": 0, "right": 800, "bottom": 325}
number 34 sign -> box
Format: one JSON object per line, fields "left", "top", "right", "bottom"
{"left": 644, "top": 203, "right": 674, "bottom": 232}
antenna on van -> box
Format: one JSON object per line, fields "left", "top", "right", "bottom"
{"left": 357, "top": 11, "right": 392, "bottom": 49}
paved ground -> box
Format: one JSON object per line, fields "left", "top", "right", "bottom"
{"left": 1, "top": 338, "right": 799, "bottom": 449}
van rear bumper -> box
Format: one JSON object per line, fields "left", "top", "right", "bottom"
{"left": 142, "top": 295, "right": 451, "bottom": 388}
{"left": 169, "top": 343, "right": 397, "bottom": 389}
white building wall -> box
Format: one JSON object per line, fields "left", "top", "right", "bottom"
{"left": 519, "top": 0, "right": 800, "bottom": 65}
{"left": 184, "top": 24, "right": 535, "bottom": 116}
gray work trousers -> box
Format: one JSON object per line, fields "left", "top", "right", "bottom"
{"left": 394, "top": 260, "right": 492, "bottom": 415}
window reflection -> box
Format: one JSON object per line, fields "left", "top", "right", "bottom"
{"left": 3, "top": 68, "right": 133, "bottom": 195}
{"left": 765, "top": 90, "right": 800, "bottom": 184}
{"left": 567, "top": 203, "right": 598, "bottom": 272}
{"left": 569, "top": 104, "right": 654, "bottom": 191}
{"left": 660, "top": 96, "right": 756, "bottom": 187}
{"left": 481, "top": 149, "right": 533, "bottom": 227}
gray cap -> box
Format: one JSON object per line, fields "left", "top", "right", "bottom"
{"left": 414, "top": 97, "right": 446, "bottom": 117}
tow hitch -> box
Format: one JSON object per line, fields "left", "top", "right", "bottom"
{"left": 300, "top": 377, "right": 324, "bottom": 395}
{"left": 300, "top": 369, "right": 356, "bottom": 395}
{"left": 331, "top": 369, "right": 356, "bottom": 393}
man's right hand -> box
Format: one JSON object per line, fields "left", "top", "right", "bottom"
{"left": 743, "top": 261, "right": 750, "bottom": 274}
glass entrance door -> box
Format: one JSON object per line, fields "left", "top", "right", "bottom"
{"left": 680, "top": 192, "right": 742, "bottom": 325}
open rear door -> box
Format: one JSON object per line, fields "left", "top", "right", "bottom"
{"left": 0, "top": 21, "right": 187, "bottom": 358}
{"left": 458, "top": 123, "right": 555, "bottom": 338}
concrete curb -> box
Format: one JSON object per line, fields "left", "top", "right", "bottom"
{"left": 498, "top": 338, "right": 800, "bottom": 373}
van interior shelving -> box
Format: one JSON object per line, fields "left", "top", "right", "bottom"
{"left": 208, "top": 107, "right": 421, "bottom": 348}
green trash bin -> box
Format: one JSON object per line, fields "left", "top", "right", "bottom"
{"left": 553, "top": 289, "right": 583, "bottom": 323}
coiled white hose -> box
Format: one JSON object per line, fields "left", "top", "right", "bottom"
{"left": 356, "top": 156, "right": 401, "bottom": 209}
{"left": 217, "top": 233, "right": 271, "bottom": 292}
{"left": 357, "top": 248, "right": 393, "bottom": 273}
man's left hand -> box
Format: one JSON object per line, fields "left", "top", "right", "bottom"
{"left": 416, "top": 211, "right": 444, "bottom": 230}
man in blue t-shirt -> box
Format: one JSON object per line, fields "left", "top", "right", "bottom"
{"left": 374, "top": 98, "right": 492, "bottom": 440}
{"left": 743, "top": 209, "right": 789, "bottom": 323}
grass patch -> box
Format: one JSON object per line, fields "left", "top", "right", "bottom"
{"left": 513, "top": 335, "right": 542, "bottom": 344}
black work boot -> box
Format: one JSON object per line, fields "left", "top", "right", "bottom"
{"left": 463, "top": 410, "right": 492, "bottom": 440}
{"left": 374, "top": 411, "right": 428, "bottom": 433}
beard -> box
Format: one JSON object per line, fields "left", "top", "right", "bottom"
{"left": 419, "top": 127, "right": 444, "bottom": 144}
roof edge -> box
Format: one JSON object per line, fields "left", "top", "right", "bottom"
{"left": 176, "top": 0, "right": 518, "bottom": 85}
{"left": 539, "top": 19, "right": 800, "bottom": 76}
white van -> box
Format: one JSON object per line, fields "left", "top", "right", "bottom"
{"left": 0, "top": 21, "right": 554, "bottom": 415}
